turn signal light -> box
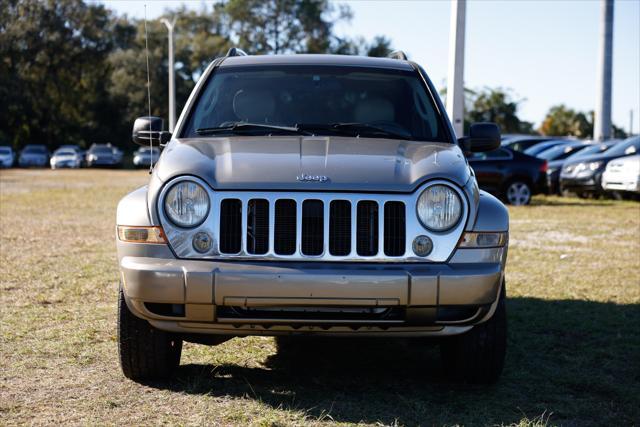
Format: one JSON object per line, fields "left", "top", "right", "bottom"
{"left": 117, "top": 226, "right": 167, "bottom": 244}
{"left": 458, "top": 232, "right": 507, "bottom": 248}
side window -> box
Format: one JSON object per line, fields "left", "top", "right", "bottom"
{"left": 484, "top": 148, "right": 511, "bottom": 159}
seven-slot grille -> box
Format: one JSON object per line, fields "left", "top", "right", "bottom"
{"left": 218, "top": 198, "right": 406, "bottom": 258}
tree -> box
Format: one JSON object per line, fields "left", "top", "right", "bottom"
{"left": 467, "top": 88, "right": 527, "bottom": 134}
{"left": 224, "top": 0, "right": 344, "bottom": 54}
{"left": 539, "top": 105, "right": 592, "bottom": 138}
{"left": 0, "top": 0, "right": 124, "bottom": 148}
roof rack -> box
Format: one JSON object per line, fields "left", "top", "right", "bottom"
{"left": 387, "top": 50, "right": 408, "bottom": 60}
{"left": 226, "top": 47, "right": 248, "bottom": 57}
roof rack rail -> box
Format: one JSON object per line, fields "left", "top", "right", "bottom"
{"left": 387, "top": 50, "right": 408, "bottom": 60}
{"left": 226, "top": 47, "right": 248, "bottom": 57}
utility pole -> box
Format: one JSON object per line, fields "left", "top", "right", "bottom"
{"left": 446, "top": 0, "right": 467, "bottom": 137}
{"left": 630, "top": 109, "right": 633, "bottom": 136}
{"left": 160, "top": 17, "right": 177, "bottom": 133}
{"left": 594, "top": 0, "right": 614, "bottom": 141}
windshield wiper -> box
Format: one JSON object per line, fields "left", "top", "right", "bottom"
{"left": 331, "top": 123, "right": 412, "bottom": 140}
{"left": 296, "top": 122, "right": 412, "bottom": 140}
{"left": 196, "top": 122, "right": 307, "bottom": 136}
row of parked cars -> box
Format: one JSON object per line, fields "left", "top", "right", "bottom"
{"left": 484, "top": 134, "right": 639, "bottom": 204}
{"left": 0, "top": 144, "right": 160, "bottom": 169}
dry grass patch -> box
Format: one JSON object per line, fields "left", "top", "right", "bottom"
{"left": 1, "top": 169, "right": 639, "bottom": 425}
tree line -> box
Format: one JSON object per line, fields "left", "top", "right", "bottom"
{"left": 0, "top": 0, "right": 393, "bottom": 151}
{"left": 0, "top": 0, "right": 627, "bottom": 152}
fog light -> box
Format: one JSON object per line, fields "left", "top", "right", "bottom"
{"left": 192, "top": 231, "right": 212, "bottom": 253}
{"left": 412, "top": 235, "right": 433, "bottom": 256}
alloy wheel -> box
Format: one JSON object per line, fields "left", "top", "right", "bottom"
{"left": 506, "top": 182, "right": 531, "bottom": 205}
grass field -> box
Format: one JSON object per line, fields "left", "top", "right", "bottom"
{"left": 1, "top": 169, "right": 639, "bottom": 426}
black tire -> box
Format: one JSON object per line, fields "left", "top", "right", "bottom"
{"left": 440, "top": 285, "right": 507, "bottom": 384}
{"left": 118, "top": 288, "right": 182, "bottom": 381}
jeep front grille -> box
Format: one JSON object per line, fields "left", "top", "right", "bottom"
{"left": 218, "top": 197, "right": 404, "bottom": 259}
{"left": 158, "top": 178, "right": 470, "bottom": 263}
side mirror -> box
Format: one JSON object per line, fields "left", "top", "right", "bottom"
{"left": 459, "top": 122, "right": 501, "bottom": 153}
{"left": 132, "top": 116, "right": 172, "bottom": 147}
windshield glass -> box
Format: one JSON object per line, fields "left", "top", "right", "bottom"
{"left": 0, "top": 147, "right": 10, "bottom": 154}
{"left": 23, "top": 146, "right": 46, "bottom": 154}
{"left": 55, "top": 149, "right": 76, "bottom": 156}
{"left": 566, "top": 142, "right": 612, "bottom": 160}
{"left": 605, "top": 136, "right": 639, "bottom": 157}
{"left": 90, "top": 147, "right": 112, "bottom": 154}
{"left": 538, "top": 144, "right": 586, "bottom": 160}
{"left": 182, "top": 65, "right": 447, "bottom": 142}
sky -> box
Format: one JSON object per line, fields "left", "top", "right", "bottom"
{"left": 100, "top": 0, "right": 640, "bottom": 132}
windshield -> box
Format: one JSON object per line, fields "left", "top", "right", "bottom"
{"left": 23, "top": 146, "right": 46, "bottom": 154}
{"left": 538, "top": 144, "right": 586, "bottom": 161}
{"left": 182, "top": 65, "right": 447, "bottom": 142}
{"left": 0, "top": 147, "right": 10, "bottom": 154}
{"left": 90, "top": 147, "right": 112, "bottom": 154}
{"left": 604, "top": 136, "right": 639, "bottom": 157}
{"left": 55, "top": 149, "right": 76, "bottom": 156}
{"left": 566, "top": 142, "right": 613, "bottom": 160}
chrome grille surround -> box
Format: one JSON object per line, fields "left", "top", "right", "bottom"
{"left": 158, "top": 176, "right": 469, "bottom": 262}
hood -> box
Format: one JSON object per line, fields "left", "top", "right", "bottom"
{"left": 563, "top": 152, "right": 621, "bottom": 168}
{"left": 153, "top": 136, "right": 470, "bottom": 193}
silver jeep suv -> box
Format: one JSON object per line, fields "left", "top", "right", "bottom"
{"left": 116, "top": 51, "right": 509, "bottom": 384}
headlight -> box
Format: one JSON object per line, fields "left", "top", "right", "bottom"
{"left": 417, "top": 184, "right": 462, "bottom": 231}
{"left": 575, "top": 161, "right": 602, "bottom": 177}
{"left": 163, "top": 180, "right": 210, "bottom": 227}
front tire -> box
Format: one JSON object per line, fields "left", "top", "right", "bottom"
{"left": 440, "top": 285, "right": 507, "bottom": 384}
{"left": 118, "top": 288, "right": 182, "bottom": 381}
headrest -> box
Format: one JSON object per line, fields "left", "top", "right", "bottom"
{"left": 354, "top": 97, "right": 395, "bottom": 123}
{"left": 232, "top": 89, "right": 276, "bottom": 123}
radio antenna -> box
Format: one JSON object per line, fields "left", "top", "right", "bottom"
{"left": 144, "top": 4, "right": 154, "bottom": 173}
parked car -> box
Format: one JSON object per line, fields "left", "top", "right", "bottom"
{"left": 112, "top": 145, "right": 124, "bottom": 164}
{"left": 133, "top": 146, "right": 160, "bottom": 168}
{"left": 501, "top": 135, "right": 556, "bottom": 152}
{"left": 537, "top": 141, "right": 590, "bottom": 195}
{"left": 523, "top": 139, "right": 573, "bottom": 157}
{"left": 18, "top": 144, "right": 50, "bottom": 167}
{"left": 560, "top": 136, "right": 640, "bottom": 197}
{"left": 86, "top": 144, "right": 122, "bottom": 168}
{"left": 116, "top": 51, "right": 510, "bottom": 384}
{"left": 50, "top": 147, "right": 83, "bottom": 169}
{"left": 468, "top": 147, "right": 547, "bottom": 205}
{"left": 601, "top": 154, "right": 640, "bottom": 198}
{"left": 0, "top": 146, "right": 15, "bottom": 168}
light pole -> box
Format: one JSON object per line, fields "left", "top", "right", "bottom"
{"left": 594, "top": 0, "right": 614, "bottom": 141}
{"left": 160, "top": 17, "right": 177, "bottom": 133}
{"left": 446, "top": 0, "right": 467, "bottom": 137}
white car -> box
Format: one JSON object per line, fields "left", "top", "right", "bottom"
{"left": 50, "top": 148, "right": 83, "bottom": 169}
{"left": 602, "top": 154, "right": 640, "bottom": 195}
{"left": 133, "top": 147, "right": 160, "bottom": 168}
{"left": 0, "top": 146, "right": 15, "bottom": 168}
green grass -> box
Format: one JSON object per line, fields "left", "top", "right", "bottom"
{"left": 1, "top": 169, "right": 639, "bottom": 425}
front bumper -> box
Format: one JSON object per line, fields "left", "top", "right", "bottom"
{"left": 119, "top": 251, "right": 505, "bottom": 337}
{"left": 559, "top": 175, "right": 601, "bottom": 193}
